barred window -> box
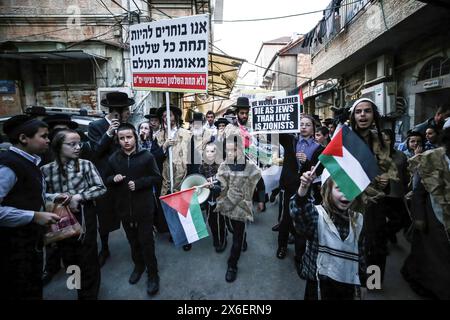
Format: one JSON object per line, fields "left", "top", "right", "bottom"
{"left": 418, "top": 57, "right": 450, "bottom": 81}
{"left": 36, "top": 60, "right": 95, "bottom": 88}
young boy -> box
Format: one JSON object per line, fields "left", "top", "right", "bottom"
{"left": 0, "top": 115, "right": 60, "bottom": 299}
{"left": 106, "top": 123, "right": 162, "bottom": 296}
{"left": 216, "top": 134, "right": 261, "bottom": 282}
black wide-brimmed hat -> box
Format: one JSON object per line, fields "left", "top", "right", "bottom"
{"left": 192, "top": 112, "right": 204, "bottom": 122}
{"left": 100, "top": 92, "right": 135, "bottom": 109}
{"left": 214, "top": 117, "right": 230, "bottom": 127}
{"left": 156, "top": 103, "right": 182, "bottom": 119}
{"left": 232, "top": 97, "right": 251, "bottom": 110}
{"left": 223, "top": 109, "right": 236, "bottom": 116}
{"left": 43, "top": 114, "right": 78, "bottom": 129}
{"left": 144, "top": 108, "right": 159, "bottom": 120}
{"left": 3, "top": 114, "right": 45, "bottom": 137}
{"left": 323, "top": 118, "right": 334, "bottom": 126}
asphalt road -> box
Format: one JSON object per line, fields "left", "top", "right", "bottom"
{"left": 44, "top": 198, "right": 422, "bottom": 300}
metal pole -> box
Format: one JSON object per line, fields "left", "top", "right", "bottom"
{"left": 165, "top": 92, "right": 174, "bottom": 193}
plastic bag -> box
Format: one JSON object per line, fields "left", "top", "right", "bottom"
{"left": 43, "top": 204, "right": 81, "bottom": 245}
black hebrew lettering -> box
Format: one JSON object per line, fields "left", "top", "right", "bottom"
{"left": 181, "top": 23, "right": 187, "bottom": 35}
{"left": 188, "top": 40, "right": 196, "bottom": 51}
{"left": 147, "top": 25, "right": 152, "bottom": 38}
{"left": 180, "top": 41, "right": 187, "bottom": 52}
{"left": 171, "top": 25, "right": 177, "bottom": 36}
{"left": 199, "top": 21, "right": 207, "bottom": 33}
{"left": 145, "top": 42, "right": 150, "bottom": 53}
{"left": 197, "top": 57, "right": 206, "bottom": 68}
{"left": 156, "top": 26, "right": 162, "bottom": 37}
{"left": 163, "top": 58, "right": 171, "bottom": 68}
{"left": 131, "top": 30, "right": 137, "bottom": 40}
{"left": 191, "top": 22, "right": 200, "bottom": 34}
{"left": 151, "top": 43, "right": 159, "bottom": 53}
{"left": 197, "top": 39, "right": 206, "bottom": 50}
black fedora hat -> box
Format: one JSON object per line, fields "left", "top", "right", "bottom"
{"left": 156, "top": 103, "right": 182, "bottom": 119}
{"left": 101, "top": 92, "right": 134, "bottom": 109}
{"left": 232, "top": 97, "right": 251, "bottom": 110}
{"left": 144, "top": 108, "right": 159, "bottom": 120}
{"left": 43, "top": 114, "right": 78, "bottom": 129}
{"left": 214, "top": 117, "right": 230, "bottom": 127}
{"left": 192, "top": 112, "right": 204, "bottom": 122}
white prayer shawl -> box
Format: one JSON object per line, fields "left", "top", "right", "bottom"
{"left": 316, "top": 205, "right": 363, "bottom": 295}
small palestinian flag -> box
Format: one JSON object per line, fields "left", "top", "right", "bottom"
{"left": 318, "top": 125, "right": 380, "bottom": 201}
{"left": 160, "top": 188, "right": 209, "bottom": 247}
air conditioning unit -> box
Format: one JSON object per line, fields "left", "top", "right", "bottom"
{"left": 364, "top": 55, "right": 393, "bottom": 84}
{"left": 97, "top": 87, "right": 132, "bottom": 111}
{"left": 360, "top": 82, "right": 396, "bottom": 115}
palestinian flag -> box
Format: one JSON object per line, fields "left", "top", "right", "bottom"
{"left": 160, "top": 188, "right": 209, "bottom": 247}
{"left": 318, "top": 125, "right": 380, "bottom": 201}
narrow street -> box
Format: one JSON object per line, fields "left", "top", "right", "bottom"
{"left": 44, "top": 199, "right": 422, "bottom": 300}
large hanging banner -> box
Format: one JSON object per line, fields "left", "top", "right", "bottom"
{"left": 251, "top": 95, "right": 301, "bottom": 134}
{"left": 130, "top": 14, "right": 209, "bottom": 93}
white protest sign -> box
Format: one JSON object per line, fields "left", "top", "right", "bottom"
{"left": 130, "top": 14, "right": 209, "bottom": 93}
{"left": 251, "top": 95, "right": 301, "bottom": 134}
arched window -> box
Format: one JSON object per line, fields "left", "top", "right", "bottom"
{"left": 418, "top": 57, "right": 450, "bottom": 81}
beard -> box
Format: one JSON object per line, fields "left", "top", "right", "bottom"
{"left": 238, "top": 117, "right": 247, "bottom": 125}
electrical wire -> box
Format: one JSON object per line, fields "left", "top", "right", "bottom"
{"left": 110, "top": 0, "right": 131, "bottom": 13}
{"left": 212, "top": 0, "right": 363, "bottom": 23}
{"left": 2, "top": 14, "right": 128, "bottom": 42}
{"left": 97, "top": 0, "right": 123, "bottom": 23}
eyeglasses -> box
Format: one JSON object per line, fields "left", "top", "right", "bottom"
{"left": 63, "top": 142, "right": 83, "bottom": 149}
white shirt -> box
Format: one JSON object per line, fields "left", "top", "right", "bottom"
{"left": 203, "top": 123, "right": 217, "bottom": 136}
{"left": 0, "top": 147, "right": 44, "bottom": 227}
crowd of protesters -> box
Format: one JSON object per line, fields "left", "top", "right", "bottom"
{"left": 0, "top": 91, "right": 449, "bottom": 300}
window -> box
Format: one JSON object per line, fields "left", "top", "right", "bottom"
{"left": 418, "top": 57, "right": 450, "bottom": 81}
{"left": 37, "top": 60, "right": 95, "bottom": 88}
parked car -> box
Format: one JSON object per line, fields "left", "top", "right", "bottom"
{"left": 0, "top": 106, "right": 105, "bottom": 150}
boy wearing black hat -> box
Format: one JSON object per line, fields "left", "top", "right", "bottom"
{"left": 145, "top": 108, "right": 161, "bottom": 137}
{"left": 0, "top": 115, "right": 60, "bottom": 299}
{"left": 88, "top": 91, "right": 133, "bottom": 267}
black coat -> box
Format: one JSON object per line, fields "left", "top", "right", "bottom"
{"left": 106, "top": 148, "right": 162, "bottom": 221}
{"left": 279, "top": 134, "right": 324, "bottom": 194}
{"left": 87, "top": 118, "right": 122, "bottom": 232}
{"left": 88, "top": 118, "right": 120, "bottom": 178}
{"left": 150, "top": 138, "right": 165, "bottom": 173}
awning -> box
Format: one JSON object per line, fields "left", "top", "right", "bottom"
{"left": 0, "top": 50, "right": 108, "bottom": 61}
{"left": 208, "top": 52, "right": 245, "bottom": 99}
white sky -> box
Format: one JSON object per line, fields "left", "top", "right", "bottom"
{"left": 213, "top": 0, "right": 330, "bottom": 85}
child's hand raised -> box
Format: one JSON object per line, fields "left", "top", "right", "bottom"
{"left": 297, "top": 167, "right": 316, "bottom": 197}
